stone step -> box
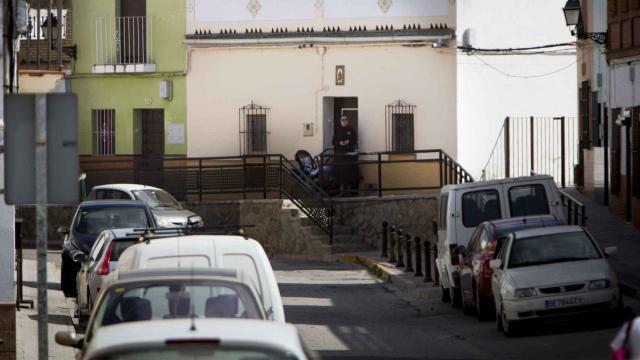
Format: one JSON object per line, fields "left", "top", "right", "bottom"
{"left": 323, "top": 243, "right": 375, "bottom": 254}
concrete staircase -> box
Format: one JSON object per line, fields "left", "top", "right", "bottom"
{"left": 280, "top": 200, "right": 374, "bottom": 260}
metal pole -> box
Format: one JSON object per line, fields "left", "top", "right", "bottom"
{"left": 604, "top": 106, "right": 609, "bottom": 206}
{"left": 627, "top": 123, "right": 632, "bottom": 223}
{"left": 424, "top": 239, "right": 433, "bottom": 282}
{"left": 396, "top": 229, "right": 405, "bottom": 267}
{"left": 198, "top": 159, "right": 202, "bottom": 202}
{"left": 404, "top": 234, "right": 413, "bottom": 272}
{"left": 561, "top": 116, "right": 566, "bottom": 188}
{"left": 35, "top": 95, "right": 48, "bottom": 360}
{"left": 414, "top": 237, "right": 423, "bottom": 277}
{"left": 530, "top": 116, "right": 535, "bottom": 173}
{"left": 56, "top": 0, "right": 62, "bottom": 69}
{"left": 504, "top": 117, "right": 510, "bottom": 178}
{"left": 389, "top": 226, "right": 396, "bottom": 263}
{"left": 377, "top": 152, "right": 382, "bottom": 197}
{"left": 381, "top": 222, "right": 388, "bottom": 258}
{"left": 47, "top": 0, "right": 52, "bottom": 69}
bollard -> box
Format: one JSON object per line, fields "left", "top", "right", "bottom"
{"left": 431, "top": 243, "right": 439, "bottom": 284}
{"left": 414, "top": 237, "right": 423, "bottom": 277}
{"left": 389, "top": 226, "right": 397, "bottom": 263}
{"left": 381, "top": 222, "right": 389, "bottom": 258}
{"left": 396, "top": 229, "right": 405, "bottom": 267}
{"left": 424, "top": 239, "right": 433, "bottom": 282}
{"left": 405, "top": 233, "right": 414, "bottom": 272}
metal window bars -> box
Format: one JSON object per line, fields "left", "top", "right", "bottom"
{"left": 385, "top": 100, "right": 416, "bottom": 152}
{"left": 239, "top": 102, "right": 269, "bottom": 155}
{"left": 94, "top": 16, "right": 153, "bottom": 65}
{"left": 92, "top": 109, "right": 116, "bottom": 155}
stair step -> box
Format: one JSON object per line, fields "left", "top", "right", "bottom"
{"left": 324, "top": 243, "right": 375, "bottom": 254}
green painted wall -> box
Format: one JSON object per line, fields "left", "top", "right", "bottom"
{"left": 71, "top": 0, "right": 187, "bottom": 155}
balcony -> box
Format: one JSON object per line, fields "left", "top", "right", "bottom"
{"left": 92, "top": 16, "right": 155, "bottom": 73}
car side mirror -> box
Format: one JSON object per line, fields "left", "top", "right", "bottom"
{"left": 489, "top": 259, "right": 503, "bottom": 270}
{"left": 454, "top": 245, "right": 466, "bottom": 255}
{"left": 188, "top": 215, "right": 203, "bottom": 227}
{"left": 57, "top": 226, "right": 69, "bottom": 235}
{"left": 55, "top": 331, "right": 84, "bottom": 349}
{"left": 72, "top": 252, "right": 88, "bottom": 263}
{"left": 604, "top": 246, "right": 618, "bottom": 257}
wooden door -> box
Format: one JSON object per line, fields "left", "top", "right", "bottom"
{"left": 137, "top": 109, "right": 164, "bottom": 187}
{"left": 119, "top": 0, "right": 146, "bottom": 64}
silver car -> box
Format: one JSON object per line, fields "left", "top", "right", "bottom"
{"left": 87, "top": 184, "right": 203, "bottom": 228}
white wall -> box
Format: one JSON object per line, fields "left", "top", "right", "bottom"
{"left": 187, "top": 45, "right": 457, "bottom": 158}
{"left": 0, "top": 67, "right": 15, "bottom": 302}
{"left": 456, "top": 0, "right": 578, "bottom": 178}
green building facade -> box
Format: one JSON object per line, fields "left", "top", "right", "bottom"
{"left": 71, "top": 0, "right": 186, "bottom": 157}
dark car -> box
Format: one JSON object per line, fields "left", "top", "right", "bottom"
{"left": 59, "top": 200, "right": 156, "bottom": 297}
{"left": 457, "top": 215, "right": 562, "bottom": 320}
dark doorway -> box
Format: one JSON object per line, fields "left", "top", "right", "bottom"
{"left": 119, "top": 0, "right": 146, "bottom": 64}
{"left": 333, "top": 97, "right": 358, "bottom": 143}
{"left": 137, "top": 109, "right": 164, "bottom": 188}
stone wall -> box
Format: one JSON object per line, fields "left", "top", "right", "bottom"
{"left": 332, "top": 195, "right": 439, "bottom": 248}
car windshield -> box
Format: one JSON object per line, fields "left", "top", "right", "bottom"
{"left": 132, "top": 190, "right": 182, "bottom": 210}
{"left": 90, "top": 280, "right": 262, "bottom": 336}
{"left": 94, "top": 346, "right": 298, "bottom": 360}
{"left": 508, "top": 231, "right": 601, "bottom": 268}
{"left": 76, "top": 207, "right": 149, "bottom": 236}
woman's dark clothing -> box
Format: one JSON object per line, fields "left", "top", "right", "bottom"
{"left": 332, "top": 125, "right": 358, "bottom": 190}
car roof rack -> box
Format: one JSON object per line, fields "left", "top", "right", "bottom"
{"left": 128, "top": 225, "right": 255, "bottom": 243}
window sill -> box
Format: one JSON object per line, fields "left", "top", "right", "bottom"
{"left": 92, "top": 64, "right": 156, "bottom": 74}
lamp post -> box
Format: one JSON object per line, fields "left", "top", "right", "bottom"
{"left": 563, "top": 0, "right": 607, "bottom": 44}
{"left": 616, "top": 109, "right": 632, "bottom": 223}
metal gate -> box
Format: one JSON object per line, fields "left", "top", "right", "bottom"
{"left": 481, "top": 116, "right": 579, "bottom": 187}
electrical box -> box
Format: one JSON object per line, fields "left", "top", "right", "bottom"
{"left": 159, "top": 80, "right": 172, "bottom": 100}
{"left": 303, "top": 123, "right": 314, "bottom": 136}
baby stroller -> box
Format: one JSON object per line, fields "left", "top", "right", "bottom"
{"left": 294, "top": 150, "right": 338, "bottom": 193}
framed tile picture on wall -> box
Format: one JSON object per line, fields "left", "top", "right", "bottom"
{"left": 336, "top": 65, "right": 345, "bottom": 86}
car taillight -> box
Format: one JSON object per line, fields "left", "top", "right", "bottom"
{"left": 481, "top": 258, "right": 493, "bottom": 279}
{"left": 97, "top": 241, "right": 114, "bottom": 276}
{"left": 449, "top": 244, "right": 459, "bottom": 265}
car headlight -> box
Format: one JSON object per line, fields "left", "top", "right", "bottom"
{"left": 514, "top": 288, "right": 538, "bottom": 298}
{"left": 156, "top": 217, "right": 174, "bottom": 228}
{"left": 589, "top": 279, "right": 609, "bottom": 290}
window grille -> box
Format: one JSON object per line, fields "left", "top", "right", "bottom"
{"left": 239, "top": 102, "right": 269, "bottom": 155}
{"left": 385, "top": 100, "right": 415, "bottom": 152}
{"left": 92, "top": 109, "right": 116, "bottom": 155}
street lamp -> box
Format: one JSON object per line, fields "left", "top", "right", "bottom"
{"left": 562, "top": 0, "right": 607, "bottom": 44}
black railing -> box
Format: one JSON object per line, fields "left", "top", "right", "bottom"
{"left": 560, "top": 190, "right": 587, "bottom": 226}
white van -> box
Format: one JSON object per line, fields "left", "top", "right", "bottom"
{"left": 115, "top": 235, "right": 285, "bottom": 323}
{"left": 435, "top": 175, "right": 565, "bottom": 307}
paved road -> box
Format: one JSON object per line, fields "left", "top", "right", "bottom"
{"left": 274, "top": 259, "right": 636, "bottom": 360}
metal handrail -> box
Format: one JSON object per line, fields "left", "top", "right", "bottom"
{"left": 559, "top": 189, "right": 587, "bottom": 226}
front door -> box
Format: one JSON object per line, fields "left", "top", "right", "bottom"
{"left": 119, "top": 0, "right": 146, "bottom": 64}
{"left": 138, "top": 109, "right": 164, "bottom": 187}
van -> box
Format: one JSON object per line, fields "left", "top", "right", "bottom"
{"left": 434, "top": 175, "right": 565, "bottom": 307}
{"left": 114, "top": 235, "right": 285, "bottom": 323}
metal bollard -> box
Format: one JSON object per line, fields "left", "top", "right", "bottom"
{"left": 389, "top": 226, "right": 397, "bottom": 263}
{"left": 424, "top": 239, "right": 433, "bottom": 282}
{"left": 414, "top": 237, "right": 423, "bottom": 277}
{"left": 431, "top": 243, "right": 439, "bottom": 284}
{"left": 381, "top": 222, "right": 389, "bottom": 258}
{"left": 405, "top": 233, "right": 414, "bottom": 272}
{"left": 396, "top": 229, "right": 405, "bottom": 267}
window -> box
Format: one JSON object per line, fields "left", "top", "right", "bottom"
{"left": 92, "top": 109, "right": 116, "bottom": 155}
{"left": 461, "top": 190, "right": 502, "bottom": 228}
{"left": 239, "top": 102, "right": 269, "bottom": 155}
{"left": 89, "top": 189, "right": 131, "bottom": 200}
{"left": 508, "top": 184, "right": 549, "bottom": 217}
{"left": 246, "top": 114, "right": 267, "bottom": 154}
{"left": 439, "top": 193, "right": 448, "bottom": 230}
{"left": 508, "top": 231, "right": 600, "bottom": 268}
{"left": 392, "top": 113, "right": 414, "bottom": 152}
{"left": 385, "top": 100, "right": 415, "bottom": 152}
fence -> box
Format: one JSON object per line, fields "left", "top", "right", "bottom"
{"left": 94, "top": 16, "right": 154, "bottom": 65}
{"left": 481, "top": 116, "right": 578, "bottom": 187}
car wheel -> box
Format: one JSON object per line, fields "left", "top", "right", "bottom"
{"left": 61, "top": 252, "right": 78, "bottom": 298}
{"left": 441, "top": 284, "right": 451, "bottom": 303}
{"left": 461, "top": 282, "right": 474, "bottom": 315}
{"left": 449, "top": 286, "right": 462, "bottom": 309}
{"left": 501, "top": 304, "right": 518, "bottom": 337}
{"left": 476, "top": 286, "right": 495, "bottom": 321}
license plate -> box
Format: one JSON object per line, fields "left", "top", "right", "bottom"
{"left": 544, "top": 296, "right": 584, "bottom": 308}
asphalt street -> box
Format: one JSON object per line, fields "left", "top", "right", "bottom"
{"left": 273, "top": 259, "right": 638, "bottom": 360}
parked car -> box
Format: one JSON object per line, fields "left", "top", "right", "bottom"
{"left": 114, "top": 234, "right": 286, "bottom": 323}
{"left": 75, "top": 228, "right": 183, "bottom": 319}
{"left": 435, "top": 175, "right": 566, "bottom": 307}
{"left": 57, "top": 268, "right": 267, "bottom": 358}
{"left": 59, "top": 200, "right": 156, "bottom": 297}
{"left": 457, "top": 215, "right": 562, "bottom": 320}
{"left": 490, "top": 225, "right": 620, "bottom": 336}
{"left": 87, "top": 184, "right": 203, "bottom": 228}
{"left": 57, "top": 318, "right": 317, "bottom": 360}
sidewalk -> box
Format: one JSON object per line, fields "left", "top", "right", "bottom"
{"left": 16, "top": 251, "right": 76, "bottom": 360}
{"left": 562, "top": 190, "right": 640, "bottom": 297}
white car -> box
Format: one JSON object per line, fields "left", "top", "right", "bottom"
{"left": 114, "top": 234, "right": 286, "bottom": 323}
{"left": 57, "top": 318, "right": 317, "bottom": 360}
{"left": 87, "top": 184, "right": 203, "bottom": 228}
{"left": 490, "top": 225, "right": 620, "bottom": 336}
